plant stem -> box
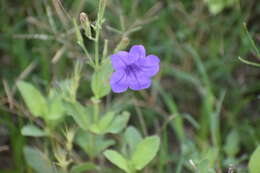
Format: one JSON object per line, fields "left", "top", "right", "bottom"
{"left": 79, "top": 43, "right": 95, "bottom": 68}
{"left": 94, "top": 0, "right": 107, "bottom": 68}
{"left": 93, "top": 99, "right": 100, "bottom": 123}
{"left": 95, "top": 30, "right": 100, "bottom": 68}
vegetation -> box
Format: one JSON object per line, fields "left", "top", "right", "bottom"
{"left": 0, "top": 0, "right": 259, "bottom": 173}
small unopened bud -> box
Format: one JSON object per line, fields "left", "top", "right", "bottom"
{"left": 64, "top": 127, "right": 76, "bottom": 151}
{"left": 79, "top": 12, "right": 92, "bottom": 39}
{"left": 79, "top": 12, "right": 88, "bottom": 23}
{"left": 54, "top": 147, "right": 71, "bottom": 170}
{"left": 114, "top": 36, "right": 129, "bottom": 53}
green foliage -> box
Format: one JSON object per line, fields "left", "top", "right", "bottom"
{"left": 23, "top": 147, "right": 55, "bottom": 173}
{"left": 47, "top": 90, "right": 66, "bottom": 120}
{"left": 104, "top": 150, "right": 130, "bottom": 173}
{"left": 70, "top": 162, "right": 97, "bottom": 173}
{"left": 90, "top": 111, "right": 130, "bottom": 134}
{"left": 104, "top": 134, "right": 160, "bottom": 173}
{"left": 124, "top": 126, "right": 142, "bottom": 153}
{"left": 91, "top": 58, "right": 113, "bottom": 99}
{"left": 1, "top": 0, "right": 259, "bottom": 172}
{"left": 97, "top": 112, "right": 116, "bottom": 132}
{"left": 188, "top": 147, "right": 219, "bottom": 172}
{"left": 204, "top": 0, "right": 238, "bottom": 14}
{"left": 17, "top": 81, "right": 66, "bottom": 126}
{"left": 195, "top": 160, "right": 216, "bottom": 173}
{"left": 131, "top": 136, "right": 160, "bottom": 170}
{"left": 75, "top": 130, "right": 115, "bottom": 158}
{"left": 21, "top": 125, "right": 47, "bottom": 137}
{"left": 65, "top": 101, "right": 91, "bottom": 130}
{"left": 106, "top": 112, "right": 130, "bottom": 134}
{"left": 249, "top": 146, "right": 260, "bottom": 173}
{"left": 17, "top": 81, "right": 48, "bottom": 117}
{"left": 65, "top": 101, "right": 130, "bottom": 134}
{"left": 224, "top": 130, "right": 240, "bottom": 157}
{"left": 0, "top": 114, "right": 25, "bottom": 172}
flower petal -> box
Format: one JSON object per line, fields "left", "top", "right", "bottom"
{"left": 138, "top": 55, "right": 160, "bottom": 77}
{"left": 129, "top": 45, "right": 146, "bottom": 63}
{"left": 110, "top": 70, "right": 128, "bottom": 93}
{"left": 128, "top": 72, "right": 151, "bottom": 91}
{"left": 110, "top": 51, "right": 128, "bottom": 70}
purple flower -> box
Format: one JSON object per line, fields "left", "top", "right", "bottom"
{"left": 110, "top": 45, "right": 160, "bottom": 93}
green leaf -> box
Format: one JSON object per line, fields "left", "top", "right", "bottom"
{"left": 107, "top": 112, "right": 130, "bottom": 134}
{"left": 196, "top": 159, "right": 215, "bottom": 173}
{"left": 47, "top": 90, "right": 65, "bottom": 120}
{"left": 75, "top": 131, "right": 96, "bottom": 158}
{"left": 65, "top": 101, "right": 90, "bottom": 130}
{"left": 23, "top": 146, "right": 55, "bottom": 173}
{"left": 89, "top": 124, "right": 100, "bottom": 134}
{"left": 224, "top": 130, "right": 240, "bottom": 157}
{"left": 21, "top": 124, "right": 47, "bottom": 137}
{"left": 104, "top": 150, "right": 130, "bottom": 173}
{"left": 17, "top": 81, "right": 48, "bottom": 117}
{"left": 90, "top": 112, "right": 115, "bottom": 134}
{"left": 71, "top": 162, "right": 97, "bottom": 173}
{"left": 96, "top": 138, "right": 115, "bottom": 153}
{"left": 204, "top": 0, "right": 238, "bottom": 15}
{"left": 249, "top": 146, "right": 260, "bottom": 173}
{"left": 91, "top": 58, "right": 113, "bottom": 99}
{"left": 75, "top": 130, "right": 115, "bottom": 158}
{"left": 204, "top": 147, "right": 218, "bottom": 167}
{"left": 131, "top": 136, "right": 160, "bottom": 170}
{"left": 124, "top": 126, "right": 142, "bottom": 153}
{"left": 99, "top": 112, "right": 115, "bottom": 131}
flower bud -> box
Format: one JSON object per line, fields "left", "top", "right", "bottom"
{"left": 114, "top": 36, "right": 129, "bottom": 53}
{"left": 54, "top": 147, "right": 71, "bottom": 170}
{"left": 79, "top": 12, "right": 92, "bottom": 39}
{"left": 64, "top": 127, "right": 76, "bottom": 152}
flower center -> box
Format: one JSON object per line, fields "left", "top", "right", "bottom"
{"left": 124, "top": 64, "right": 140, "bottom": 75}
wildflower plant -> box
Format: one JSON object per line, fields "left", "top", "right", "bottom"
{"left": 16, "top": 0, "right": 160, "bottom": 173}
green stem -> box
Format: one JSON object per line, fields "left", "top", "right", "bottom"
{"left": 243, "top": 23, "right": 260, "bottom": 57}
{"left": 238, "top": 56, "right": 260, "bottom": 68}
{"left": 95, "top": 30, "right": 100, "bottom": 67}
{"left": 90, "top": 133, "right": 96, "bottom": 161}
{"left": 93, "top": 99, "right": 100, "bottom": 123}
{"left": 79, "top": 43, "right": 95, "bottom": 68}
{"left": 94, "top": 0, "right": 107, "bottom": 68}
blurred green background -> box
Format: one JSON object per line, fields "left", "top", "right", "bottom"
{"left": 0, "top": 0, "right": 260, "bottom": 172}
